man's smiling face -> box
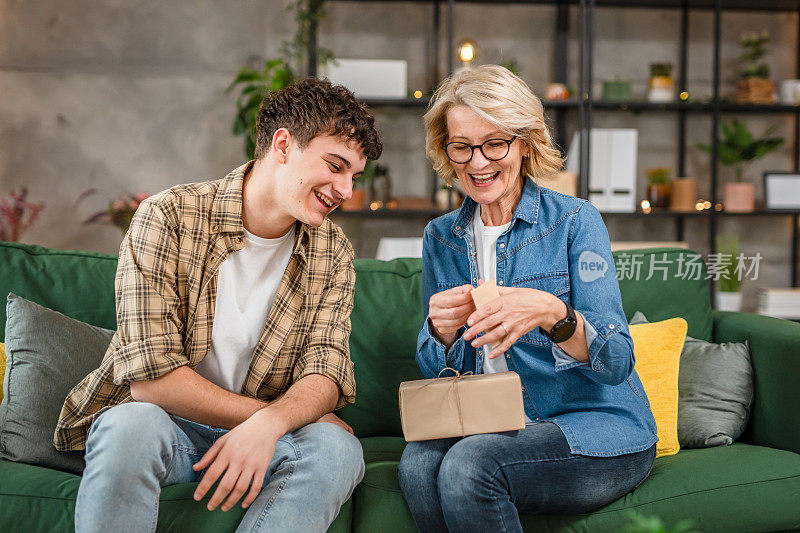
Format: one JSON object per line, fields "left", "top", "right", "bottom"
{"left": 278, "top": 133, "right": 367, "bottom": 227}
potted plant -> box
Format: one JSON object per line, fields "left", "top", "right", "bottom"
{"left": 715, "top": 234, "right": 743, "bottom": 312}
{"left": 645, "top": 167, "right": 671, "bottom": 209}
{"left": 737, "top": 30, "right": 774, "bottom": 104}
{"left": 696, "top": 118, "right": 783, "bottom": 212}
{"left": 648, "top": 63, "right": 674, "bottom": 103}
{"left": 227, "top": 0, "right": 334, "bottom": 159}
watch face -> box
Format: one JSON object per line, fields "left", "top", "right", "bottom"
{"left": 551, "top": 319, "right": 577, "bottom": 343}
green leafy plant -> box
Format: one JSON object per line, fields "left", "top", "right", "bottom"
{"left": 716, "top": 234, "right": 742, "bottom": 293}
{"left": 646, "top": 167, "right": 671, "bottom": 186}
{"left": 696, "top": 119, "right": 783, "bottom": 181}
{"left": 739, "top": 30, "right": 771, "bottom": 79}
{"left": 227, "top": 0, "right": 335, "bottom": 159}
{"left": 622, "top": 512, "right": 699, "bottom": 533}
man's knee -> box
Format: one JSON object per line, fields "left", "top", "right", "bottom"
{"left": 294, "top": 421, "right": 365, "bottom": 487}
{"left": 86, "top": 402, "right": 174, "bottom": 458}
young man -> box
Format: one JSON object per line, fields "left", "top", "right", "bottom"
{"left": 54, "top": 78, "right": 382, "bottom": 532}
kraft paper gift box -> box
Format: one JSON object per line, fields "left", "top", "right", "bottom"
{"left": 399, "top": 371, "right": 526, "bottom": 442}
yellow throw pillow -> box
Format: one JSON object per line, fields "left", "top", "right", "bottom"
{"left": 629, "top": 317, "right": 687, "bottom": 458}
{"left": 0, "top": 342, "right": 5, "bottom": 405}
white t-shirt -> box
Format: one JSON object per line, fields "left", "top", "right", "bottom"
{"left": 472, "top": 208, "right": 512, "bottom": 375}
{"left": 195, "top": 226, "right": 296, "bottom": 393}
{"left": 473, "top": 208, "right": 532, "bottom": 424}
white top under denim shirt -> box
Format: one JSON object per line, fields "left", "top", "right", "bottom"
{"left": 416, "top": 178, "right": 658, "bottom": 457}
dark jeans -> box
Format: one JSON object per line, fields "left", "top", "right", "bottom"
{"left": 397, "top": 421, "right": 656, "bottom": 533}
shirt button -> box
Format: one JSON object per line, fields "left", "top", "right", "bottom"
{"left": 456, "top": 225, "right": 461, "bottom": 230}
{"left": 609, "top": 324, "right": 615, "bottom": 330}
{"left": 211, "top": 224, "right": 219, "bottom": 231}
{"left": 499, "top": 243, "right": 505, "bottom": 248}
{"left": 473, "top": 278, "right": 477, "bottom": 283}
{"left": 498, "top": 280, "right": 504, "bottom": 285}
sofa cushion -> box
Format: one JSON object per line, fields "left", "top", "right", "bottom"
{"left": 339, "top": 259, "right": 425, "bottom": 438}
{"left": 351, "top": 444, "right": 800, "bottom": 532}
{"left": 0, "top": 459, "right": 352, "bottom": 532}
{"left": 360, "top": 436, "right": 406, "bottom": 464}
{"left": 631, "top": 311, "right": 753, "bottom": 449}
{"left": 0, "top": 295, "right": 113, "bottom": 474}
{"left": 614, "top": 248, "right": 713, "bottom": 341}
{"left": 629, "top": 317, "right": 687, "bottom": 458}
{"left": 0, "top": 242, "right": 117, "bottom": 342}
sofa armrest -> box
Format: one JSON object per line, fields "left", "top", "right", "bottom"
{"left": 713, "top": 310, "right": 800, "bottom": 454}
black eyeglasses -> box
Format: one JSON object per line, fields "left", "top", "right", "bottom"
{"left": 443, "top": 137, "right": 516, "bottom": 164}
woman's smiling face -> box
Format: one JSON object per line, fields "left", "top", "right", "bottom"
{"left": 445, "top": 105, "right": 528, "bottom": 212}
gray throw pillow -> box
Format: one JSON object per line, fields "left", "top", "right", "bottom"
{"left": 630, "top": 311, "right": 753, "bottom": 448}
{"left": 0, "top": 293, "right": 113, "bottom": 474}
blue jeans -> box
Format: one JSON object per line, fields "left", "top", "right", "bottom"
{"left": 75, "top": 402, "right": 364, "bottom": 533}
{"left": 398, "top": 421, "right": 656, "bottom": 533}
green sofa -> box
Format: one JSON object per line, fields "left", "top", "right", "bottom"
{"left": 1, "top": 241, "right": 800, "bottom": 532}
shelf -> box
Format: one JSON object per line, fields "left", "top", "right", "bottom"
{"left": 362, "top": 97, "right": 430, "bottom": 108}
{"left": 332, "top": 208, "right": 445, "bottom": 218}
{"left": 329, "top": 0, "right": 799, "bottom": 11}
{"left": 600, "top": 209, "right": 800, "bottom": 217}
{"left": 543, "top": 100, "right": 800, "bottom": 114}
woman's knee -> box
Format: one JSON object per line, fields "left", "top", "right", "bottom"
{"left": 398, "top": 439, "right": 453, "bottom": 492}
{"left": 437, "top": 438, "right": 503, "bottom": 505}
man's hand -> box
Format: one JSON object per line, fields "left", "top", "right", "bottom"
{"left": 316, "top": 412, "right": 353, "bottom": 434}
{"left": 192, "top": 409, "right": 281, "bottom": 512}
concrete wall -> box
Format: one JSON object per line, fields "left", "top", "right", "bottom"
{"left": 1, "top": 1, "right": 798, "bottom": 311}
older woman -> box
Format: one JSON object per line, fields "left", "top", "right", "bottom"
{"left": 397, "top": 65, "right": 657, "bottom": 532}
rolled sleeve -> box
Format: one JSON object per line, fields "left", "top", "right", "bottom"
{"left": 552, "top": 317, "right": 598, "bottom": 371}
{"left": 564, "top": 202, "right": 635, "bottom": 385}
{"left": 293, "top": 243, "right": 356, "bottom": 409}
{"left": 111, "top": 199, "right": 189, "bottom": 385}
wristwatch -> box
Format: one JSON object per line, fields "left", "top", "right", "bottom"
{"left": 539, "top": 301, "right": 577, "bottom": 343}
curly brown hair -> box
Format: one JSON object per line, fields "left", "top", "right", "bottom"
{"left": 254, "top": 77, "right": 382, "bottom": 161}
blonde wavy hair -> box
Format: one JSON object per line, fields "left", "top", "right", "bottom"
{"left": 424, "top": 65, "right": 563, "bottom": 186}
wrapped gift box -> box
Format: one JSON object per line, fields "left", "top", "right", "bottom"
{"left": 399, "top": 371, "right": 525, "bottom": 441}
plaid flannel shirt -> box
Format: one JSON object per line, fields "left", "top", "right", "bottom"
{"left": 55, "top": 162, "right": 356, "bottom": 451}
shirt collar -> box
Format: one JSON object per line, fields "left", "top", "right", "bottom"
{"left": 451, "top": 177, "right": 540, "bottom": 237}
{"left": 210, "top": 160, "right": 312, "bottom": 260}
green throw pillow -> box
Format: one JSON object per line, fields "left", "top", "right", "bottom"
{"left": 630, "top": 311, "right": 753, "bottom": 448}
{"left": 0, "top": 293, "right": 113, "bottom": 474}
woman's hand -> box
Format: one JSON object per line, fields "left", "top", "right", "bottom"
{"left": 428, "top": 284, "right": 476, "bottom": 348}
{"left": 463, "top": 285, "right": 564, "bottom": 359}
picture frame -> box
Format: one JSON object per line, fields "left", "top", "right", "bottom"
{"left": 763, "top": 171, "right": 800, "bottom": 211}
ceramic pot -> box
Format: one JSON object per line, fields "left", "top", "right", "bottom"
{"left": 670, "top": 178, "right": 697, "bottom": 212}
{"left": 341, "top": 189, "right": 366, "bottom": 211}
{"left": 715, "top": 290, "right": 743, "bottom": 312}
{"left": 647, "top": 184, "right": 672, "bottom": 208}
{"left": 724, "top": 182, "right": 755, "bottom": 212}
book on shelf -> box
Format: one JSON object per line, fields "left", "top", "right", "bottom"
{"left": 756, "top": 288, "right": 800, "bottom": 319}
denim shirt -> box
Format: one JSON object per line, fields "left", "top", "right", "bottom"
{"left": 416, "top": 178, "right": 658, "bottom": 457}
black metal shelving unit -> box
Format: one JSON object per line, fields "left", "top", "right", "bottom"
{"left": 314, "top": 0, "right": 800, "bottom": 293}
